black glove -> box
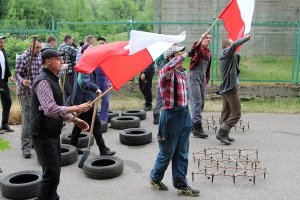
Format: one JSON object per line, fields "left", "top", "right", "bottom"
{"left": 188, "top": 49, "right": 196, "bottom": 57}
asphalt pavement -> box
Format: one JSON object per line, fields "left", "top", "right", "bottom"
{"left": 0, "top": 112, "right": 300, "bottom": 200}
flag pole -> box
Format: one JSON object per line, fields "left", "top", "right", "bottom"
{"left": 67, "top": 86, "right": 113, "bottom": 122}
{"left": 196, "top": 18, "right": 219, "bottom": 46}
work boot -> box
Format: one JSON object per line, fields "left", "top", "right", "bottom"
{"left": 153, "top": 112, "right": 160, "bottom": 125}
{"left": 216, "top": 128, "right": 231, "bottom": 145}
{"left": 227, "top": 134, "right": 235, "bottom": 142}
{"left": 100, "top": 147, "right": 116, "bottom": 156}
{"left": 192, "top": 122, "right": 208, "bottom": 138}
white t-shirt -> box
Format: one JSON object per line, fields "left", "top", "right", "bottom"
{"left": 0, "top": 50, "right": 5, "bottom": 79}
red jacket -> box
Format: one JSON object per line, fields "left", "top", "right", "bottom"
{"left": 189, "top": 42, "right": 211, "bottom": 84}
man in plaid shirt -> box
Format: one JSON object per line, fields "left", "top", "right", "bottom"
{"left": 14, "top": 38, "right": 42, "bottom": 158}
{"left": 150, "top": 46, "right": 200, "bottom": 196}
{"left": 58, "top": 34, "right": 77, "bottom": 102}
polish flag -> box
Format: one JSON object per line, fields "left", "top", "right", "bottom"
{"left": 219, "top": 0, "right": 255, "bottom": 41}
{"left": 75, "top": 30, "right": 186, "bottom": 90}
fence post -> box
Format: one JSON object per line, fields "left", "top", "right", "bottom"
{"left": 296, "top": 23, "right": 300, "bottom": 84}
{"left": 210, "top": 18, "right": 216, "bottom": 86}
{"left": 56, "top": 21, "right": 60, "bottom": 44}
{"left": 51, "top": 17, "right": 55, "bottom": 34}
{"left": 292, "top": 25, "right": 297, "bottom": 82}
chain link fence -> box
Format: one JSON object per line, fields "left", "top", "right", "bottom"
{"left": 1, "top": 19, "right": 299, "bottom": 84}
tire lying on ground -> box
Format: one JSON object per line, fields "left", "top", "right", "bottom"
{"left": 100, "top": 120, "right": 108, "bottom": 133}
{"left": 61, "top": 144, "right": 78, "bottom": 167}
{"left": 110, "top": 116, "right": 140, "bottom": 130}
{"left": 83, "top": 156, "right": 124, "bottom": 179}
{"left": 36, "top": 144, "right": 78, "bottom": 167}
{"left": 108, "top": 110, "right": 120, "bottom": 123}
{"left": 0, "top": 170, "right": 42, "bottom": 200}
{"left": 119, "top": 128, "right": 152, "bottom": 146}
{"left": 61, "top": 133, "right": 94, "bottom": 148}
{"left": 121, "top": 110, "right": 146, "bottom": 120}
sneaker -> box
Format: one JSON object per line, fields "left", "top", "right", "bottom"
{"left": 0, "top": 130, "right": 4, "bottom": 134}
{"left": 144, "top": 105, "right": 152, "bottom": 111}
{"left": 150, "top": 180, "right": 168, "bottom": 191}
{"left": 100, "top": 147, "right": 116, "bottom": 156}
{"left": 177, "top": 186, "right": 200, "bottom": 196}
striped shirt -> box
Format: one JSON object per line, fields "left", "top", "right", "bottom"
{"left": 14, "top": 49, "right": 42, "bottom": 96}
{"left": 34, "top": 79, "right": 72, "bottom": 120}
{"left": 159, "top": 55, "right": 188, "bottom": 110}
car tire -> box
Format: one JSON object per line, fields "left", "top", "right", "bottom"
{"left": 0, "top": 170, "right": 42, "bottom": 200}
{"left": 108, "top": 110, "right": 119, "bottom": 123}
{"left": 110, "top": 116, "right": 140, "bottom": 130}
{"left": 119, "top": 128, "right": 152, "bottom": 146}
{"left": 61, "top": 133, "right": 91, "bottom": 148}
{"left": 61, "top": 144, "right": 78, "bottom": 167}
{"left": 121, "top": 110, "right": 146, "bottom": 120}
{"left": 83, "top": 156, "right": 124, "bottom": 179}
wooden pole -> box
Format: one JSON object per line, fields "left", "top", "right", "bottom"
{"left": 196, "top": 18, "right": 219, "bottom": 46}
{"left": 27, "top": 35, "right": 39, "bottom": 80}
{"left": 67, "top": 86, "right": 113, "bottom": 122}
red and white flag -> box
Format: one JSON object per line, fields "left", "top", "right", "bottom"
{"left": 219, "top": 0, "right": 255, "bottom": 41}
{"left": 75, "top": 30, "right": 186, "bottom": 90}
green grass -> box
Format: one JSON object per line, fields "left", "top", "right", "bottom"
{"left": 239, "top": 56, "right": 293, "bottom": 81}
{"left": 106, "top": 82, "right": 300, "bottom": 114}
{"left": 205, "top": 97, "right": 300, "bottom": 114}
{"left": 0, "top": 137, "right": 10, "bottom": 151}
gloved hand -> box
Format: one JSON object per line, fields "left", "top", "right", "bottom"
{"left": 188, "top": 49, "right": 196, "bottom": 57}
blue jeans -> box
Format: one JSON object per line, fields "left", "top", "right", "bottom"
{"left": 95, "top": 69, "right": 110, "bottom": 122}
{"left": 150, "top": 106, "right": 192, "bottom": 188}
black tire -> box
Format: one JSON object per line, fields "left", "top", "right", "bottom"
{"left": 100, "top": 120, "right": 108, "bottom": 133}
{"left": 83, "top": 156, "right": 124, "bottom": 179}
{"left": 61, "top": 133, "right": 89, "bottom": 148}
{"left": 61, "top": 144, "right": 78, "bottom": 167}
{"left": 108, "top": 110, "right": 119, "bottom": 123}
{"left": 119, "top": 128, "right": 152, "bottom": 146}
{"left": 121, "top": 110, "right": 146, "bottom": 120}
{"left": 110, "top": 116, "right": 140, "bottom": 130}
{"left": 0, "top": 170, "right": 42, "bottom": 200}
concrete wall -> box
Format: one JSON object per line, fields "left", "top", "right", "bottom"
{"left": 153, "top": 0, "right": 300, "bottom": 56}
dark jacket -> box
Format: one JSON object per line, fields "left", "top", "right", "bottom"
{"left": 30, "top": 68, "right": 64, "bottom": 138}
{"left": 0, "top": 48, "right": 12, "bottom": 82}
{"left": 70, "top": 71, "right": 99, "bottom": 105}
{"left": 218, "top": 36, "right": 250, "bottom": 94}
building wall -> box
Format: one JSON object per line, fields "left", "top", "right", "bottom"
{"left": 153, "top": 0, "right": 300, "bottom": 56}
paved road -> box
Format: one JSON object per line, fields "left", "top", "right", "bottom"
{"left": 0, "top": 112, "right": 300, "bottom": 200}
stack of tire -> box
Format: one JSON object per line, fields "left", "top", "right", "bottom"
{"left": 110, "top": 110, "right": 152, "bottom": 146}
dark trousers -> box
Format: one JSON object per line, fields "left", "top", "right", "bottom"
{"left": 139, "top": 71, "right": 154, "bottom": 107}
{"left": 220, "top": 88, "right": 241, "bottom": 127}
{"left": 63, "top": 73, "right": 74, "bottom": 103}
{"left": 32, "top": 136, "right": 61, "bottom": 200}
{"left": 71, "top": 108, "right": 106, "bottom": 152}
{"left": 0, "top": 81, "right": 12, "bottom": 128}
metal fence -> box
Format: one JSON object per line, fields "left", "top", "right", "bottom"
{"left": 1, "top": 19, "right": 299, "bottom": 84}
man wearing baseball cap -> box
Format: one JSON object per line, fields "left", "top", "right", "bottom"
{"left": 31, "top": 49, "right": 91, "bottom": 199}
